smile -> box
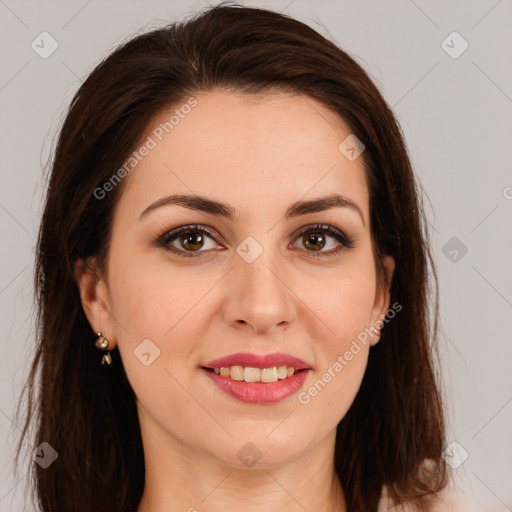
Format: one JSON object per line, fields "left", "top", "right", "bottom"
{"left": 208, "top": 365, "right": 297, "bottom": 382}
{"left": 201, "top": 366, "right": 310, "bottom": 404}
{"left": 201, "top": 351, "right": 312, "bottom": 403}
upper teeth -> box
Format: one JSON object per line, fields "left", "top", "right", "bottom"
{"left": 213, "top": 365, "right": 297, "bottom": 383}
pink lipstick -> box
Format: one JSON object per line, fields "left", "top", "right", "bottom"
{"left": 201, "top": 352, "right": 311, "bottom": 404}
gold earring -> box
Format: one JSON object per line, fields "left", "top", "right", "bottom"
{"left": 95, "top": 332, "right": 112, "bottom": 365}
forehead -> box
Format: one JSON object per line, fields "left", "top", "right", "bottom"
{"left": 118, "top": 88, "right": 369, "bottom": 224}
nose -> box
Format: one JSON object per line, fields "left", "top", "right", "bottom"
{"left": 222, "top": 248, "right": 297, "bottom": 334}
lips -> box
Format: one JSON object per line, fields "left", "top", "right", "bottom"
{"left": 201, "top": 352, "right": 312, "bottom": 404}
{"left": 203, "top": 352, "right": 311, "bottom": 370}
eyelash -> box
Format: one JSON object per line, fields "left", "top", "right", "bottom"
{"left": 154, "top": 223, "right": 355, "bottom": 259}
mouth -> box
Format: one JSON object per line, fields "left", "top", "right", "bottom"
{"left": 201, "top": 352, "right": 312, "bottom": 404}
{"left": 201, "top": 365, "right": 305, "bottom": 383}
{"left": 201, "top": 364, "right": 310, "bottom": 404}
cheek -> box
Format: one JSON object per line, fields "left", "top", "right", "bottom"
{"left": 317, "top": 281, "right": 374, "bottom": 330}
{"left": 107, "top": 256, "right": 205, "bottom": 426}
{"left": 292, "top": 263, "right": 376, "bottom": 424}
{"left": 108, "top": 247, "right": 205, "bottom": 338}
{"left": 294, "top": 288, "right": 373, "bottom": 435}
{"left": 301, "top": 260, "right": 377, "bottom": 349}
{"left": 294, "top": 348, "right": 369, "bottom": 442}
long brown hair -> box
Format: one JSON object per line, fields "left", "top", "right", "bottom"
{"left": 15, "top": 3, "right": 449, "bottom": 511}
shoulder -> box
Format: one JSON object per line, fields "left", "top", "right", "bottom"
{"left": 377, "top": 483, "right": 483, "bottom": 512}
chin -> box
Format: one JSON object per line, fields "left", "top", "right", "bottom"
{"left": 210, "top": 432, "right": 317, "bottom": 470}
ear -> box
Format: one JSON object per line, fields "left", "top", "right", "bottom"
{"left": 73, "top": 257, "right": 117, "bottom": 349}
{"left": 369, "top": 254, "right": 395, "bottom": 347}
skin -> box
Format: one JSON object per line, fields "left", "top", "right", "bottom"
{"left": 75, "top": 88, "right": 395, "bottom": 512}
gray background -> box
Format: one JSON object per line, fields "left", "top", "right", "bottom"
{"left": 1, "top": 0, "right": 511, "bottom": 510}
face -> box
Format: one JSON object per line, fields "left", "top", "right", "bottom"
{"left": 77, "top": 89, "right": 394, "bottom": 469}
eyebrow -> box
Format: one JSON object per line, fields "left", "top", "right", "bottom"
{"left": 139, "top": 193, "right": 366, "bottom": 227}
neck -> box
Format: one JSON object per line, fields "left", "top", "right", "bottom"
{"left": 136, "top": 419, "right": 347, "bottom": 512}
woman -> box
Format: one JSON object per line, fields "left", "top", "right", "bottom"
{"left": 16, "top": 3, "right": 454, "bottom": 511}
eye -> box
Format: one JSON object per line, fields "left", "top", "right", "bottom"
{"left": 154, "top": 223, "right": 354, "bottom": 258}
{"left": 154, "top": 224, "right": 221, "bottom": 258}
{"left": 291, "top": 224, "right": 354, "bottom": 258}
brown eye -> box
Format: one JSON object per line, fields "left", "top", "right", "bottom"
{"left": 293, "top": 224, "right": 354, "bottom": 257}
{"left": 155, "top": 223, "right": 354, "bottom": 259}
{"left": 301, "top": 232, "right": 327, "bottom": 252}
{"left": 177, "top": 232, "right": 205, "bottom": 252}
{"left": 155, "top": 224, "right": 221, "bottom": 258}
